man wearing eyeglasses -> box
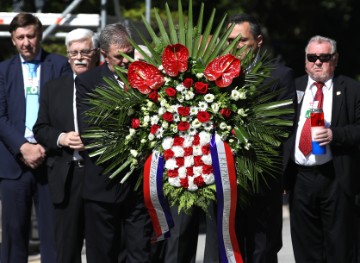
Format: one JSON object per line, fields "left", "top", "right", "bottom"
{"left": 283, "top": 35, "right": 360, "bottom": 262}
{"left": 75, "top": 23, "right": 153, "bottom": 263}
{"left": 33, "top": 28, "right": 99, "bottom": 263}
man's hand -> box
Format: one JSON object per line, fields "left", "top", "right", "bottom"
{"left": 20, "top": 142, "right": 46, "bottom": 169}
{"left": 59, "top": 131, "right": 85, "bottom": 151}
{"left": 313, "top": 127, "right": 333, "bottom": 146}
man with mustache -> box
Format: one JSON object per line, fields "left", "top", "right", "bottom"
{"left": 33, "top": 28, "right": 99, "bottom": 263}
{"left": 0, "top": 12, "right": 71, "bottom": 263}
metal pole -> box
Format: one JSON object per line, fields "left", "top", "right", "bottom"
{"left": 100, "top": 0, "right": 107, "bottom": 31}
{"left": 42, "top": 0, "right": 83, "bottom": 40}
{"left": 145, "top": 0, "right": 151, "bottom": 23}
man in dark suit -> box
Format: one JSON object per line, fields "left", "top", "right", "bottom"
{"left": 0, "top": 13, "right": 71, "bottom": 263}
{"left": 283, "top": 35, "right": 360, "bottom": 263}
{"left": 227, "top": 14, "right": 295, "bottom": 263}
{"left": 75, "top": 23, "right": 153, "bottom": 263}
{"left": 33, "top": 28, "right": 99, "bottom": 263}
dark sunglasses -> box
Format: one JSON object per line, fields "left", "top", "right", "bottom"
{"left": 306, "top": 53, "right": 335, "bottom": 63}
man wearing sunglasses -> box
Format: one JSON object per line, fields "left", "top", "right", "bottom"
{"left": 283, "top": 35, "right": 360, "bottom": 262}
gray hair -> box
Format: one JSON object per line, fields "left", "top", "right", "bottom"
{"left": 305, "top": 35, "right": 337, "bottom": 54}
{"left": 99, "top": 23, "right": 132, "bottom": 53}
{"left": 65, "top": 28, "right": 99, "bottom": 49}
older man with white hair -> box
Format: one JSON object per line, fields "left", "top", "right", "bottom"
{"left": 33, "top": 28, "right": 99, "bottom": 263}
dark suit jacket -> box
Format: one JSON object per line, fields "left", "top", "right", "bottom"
{"left": 283, "top": 74, "right": 360, "bottom": 195}
{"left": 75, "top": 64, "right": 136, "bottom": 203}
{"left": 0, "top": 50, "right": 72, "bottom": 179}
{"left": 33, "top": 74, "right": 76, "bottom": 204}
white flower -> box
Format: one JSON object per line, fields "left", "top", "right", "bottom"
{"left": 211, "top": 103, "right": 220, "bottom": 113}
{"left": 193, "top": 166, "right": 202, "bottom": 176}
{"left": 147, "top": 101, "right": 154, "bottom": 109}
{"left": 189, "top": 127, "right": 198, "bottom": 136}
{"left": 173, "top": 113, "right": 180, "bottom": 122}
{"left": 178, "top": 166, "right": 186, "bottom": 178}
{"left": 185, "top": 91, "right": 195, "bottom": 100}
{"left": 196, "top": 73, "right": 204, "bottom": 79}
{"left": 130, "top": 149, "right": 138, "bottom": 157}
{"left": 143, "top": 115, "right": 150, "bottom": 124}
{"left": 158, "top": 107, "right": 166, "bottom": 115}
{"left": 162, "top": 121, "right": 169, "bottom": 129}
{"left": 155, "top": 127, "right": 164, "bottom": 138}
{"left": 184, "top": 156, "right": 194, "bottom": 167}
{"left": 198, "top": 101, "right": 208, "bottom": 111}
{"left": 199, "top": 131, "right": 211, "bottom": 145}
{"left": 237, "top": 108, "right": 247, "bottom": 117}
{"left": 191, "top": 119, "right": 202, "bottom": 128}
{"left": 164, "top": 76, "right": 171, "bottom": 84}
{"left": 148, "top": 134, "right": 155, "bottom": 140}
{"left": 203, "top": 173, "right": 215, "bottom": 184}
{"left": 230, "top": 89, "right": 240, "bottom": 101}
{"left": 165, "top": 159, "right": 178, "bottom": 170}
{"left": 162, "top": 137, "right": 174, "bottom": 150}
{"left": 239, "top": 90, "right": 246, "bottom": 99}
{"left": 172, "top": 126, "right": 178, "bottom": 133}
{"left": 193, "top": 145, "right": 202, "bottom": 156}
{"left": 140, "top": 139, "right": 147, "bottom": 144}
{"left": 219, "top": 122, "right": 227, "bottom": 130}
{"left": 172, "top": 146, "right": 185, "bottom": 157}
{"left": 158, "top": 65, "right": 164, "bottom": 71}
{"left": 168, "top": 177, "right": 180, "bottom": 187}
{"left": 202, "top": 154, "right": 212, "bottom": 165}
{"left": 183, "top": 135, "right": 193, "bottom": 147}
{"left": 204, "top": 94, "right": 215, "bottom": 103}
{"left": 129, "top": 128, "right": 136, "bottom": 136}
{"left": 150, "top": 115, "right": 159, "bottom": 125}
{"left": 160, "top": 99, "right": 168, "bottom": 107}
{"left": 169, "top": 105, "right": 179, "bottom": 113}
{"left": 176, "top": 84, "right": 186, "bottom": 92}
{"left": 187, "top": 177, "right": 198, "bottom": 192}
{"left": 177, "top": 95, "right": 185, "bottom": 103}
{"left": 190, "top": 106, "right": 199, "bottom": 116}
{"left": 203, "top": 121, "right": 214, "bottom": 132}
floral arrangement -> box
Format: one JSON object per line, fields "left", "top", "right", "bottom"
{"left": 84, "top": 0, "right": 293, "bottom": 214}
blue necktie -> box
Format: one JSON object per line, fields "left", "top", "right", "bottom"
{"left": 24, "top": 61, "right": 40, "bottom": 130}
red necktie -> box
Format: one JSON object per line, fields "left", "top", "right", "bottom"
{"left": 298, "top": 82, "right": 324, "bottom": 156}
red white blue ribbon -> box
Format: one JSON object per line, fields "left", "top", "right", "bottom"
{"left": 210, "top": 134, "right": 243, "bottom": 263}
{"left": 143, "top": 150, "right": 174, "bottom": 242}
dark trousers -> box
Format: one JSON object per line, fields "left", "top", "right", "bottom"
{"left": 0, "top": 167, "right": 56, "bottom": 263}
{"left": 164, "top": 202, "right": 220, "bottom": 263}
{"left": 236, "top": 187, "right": 282, "bottom": 263}
{"left": 84, "top": 196, "right": 152, "bottom": 263}
{"left": 53, "top": 164, "right": 85, "bottom": 263}
{"left": 290, "top": 164, "right": 356, "bottom": 263}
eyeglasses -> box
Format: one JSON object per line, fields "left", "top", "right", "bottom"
{"left": 67, "top": 48, "right": 97, "bottom": 57}
{"left": 306, "top": 53, "right": 335, "bottom": 63}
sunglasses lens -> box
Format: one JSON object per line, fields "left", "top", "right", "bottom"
{"left": 307, "top": 54, "right": 333, "bottom": 63}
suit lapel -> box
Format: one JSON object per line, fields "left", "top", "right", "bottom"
{"left": 331, "top": 76, "right": 344, "bottom": 126}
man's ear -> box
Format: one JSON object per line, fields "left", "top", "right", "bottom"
{"left": 256, "top": 34, "right": 263, "bottom": 48}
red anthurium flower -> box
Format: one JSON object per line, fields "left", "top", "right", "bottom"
{"left": 203, "top": 54, "right": 241, "bottom": 88}
{"left": 128, "top": 61, "right": 165, "bottom": 94}
{"left": 162, "top": 44, "right": 189, "bottom": 77}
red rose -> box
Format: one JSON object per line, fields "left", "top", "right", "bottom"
{"left": 148, "top": 91, "right": 159, "bottom": 102}
{"left": 201, "top": 145, "right": 210, "bottom": 155}
{"left": 194, "top": 176, "right": 205, "bottom": 187}
{"left": 197, "top": 111, "right": 211, "bottom": 123}
{"left": 194, "top": 82, "right": 208, "bottom": 94}
{"left": 180, "top": 177, "right": 189, "bottom": 188}
{"left": 150, "top": 124, "right": 160, "bottom": 134}
{"left": 202, "top": 164, "right": 213, "bottom": 174}
{"left": 178, "top": 106, "right": 190, "bottom": 116}
{"left": 220, "top": 108, "right": 232, "bottom": 118}
{"left": 178, "top": 121, "right": 190, "bottom": 131}
{"left": 176, "top": 157, "right": 184, "bottom": 167}
{"left": 193, "top": 134, "right": 200, "bottom": 145}
{"left": 165, "top": 87, "right": 177, "bottom": 97}
{"left": 194, "top": 156, "right": 204, "bottom": 166}
{"left": 183, "top": 78, "right": 194, "bottom": 88}
{"left": 184, "top": 147, "right": 193, "bottom": 156}
{"left": 186, "top": 167, "right": 194, "bottom": 176}
{"left": 173, "top": 136, "right": 185, "bottom": 146}
{"left": 164, "top": 149, "right": 174, "bottom": 160}
{"left": 162, "top": 112, "right": 174, "bottom": 122}
{"left": 167, "top": 169, "right": 179, "bottom": 178}
{"left": 131, "top": 118, "right": 140, "bottom": 129}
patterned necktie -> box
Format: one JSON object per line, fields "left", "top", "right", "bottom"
{"left": 298, "top": 82, "right": 324, "bottom": 156}
{"left": 24, "top": 61, "right": 40, "bottom": 130}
